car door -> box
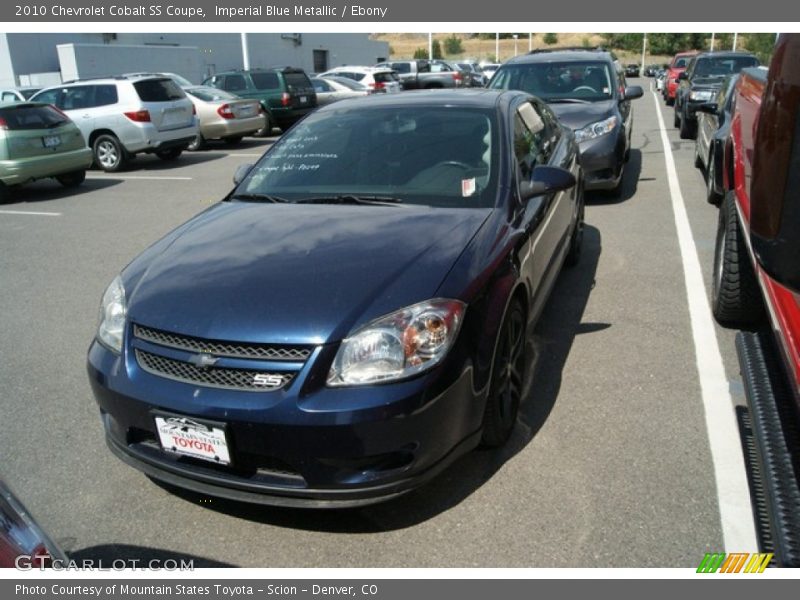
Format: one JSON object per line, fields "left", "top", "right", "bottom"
{"left": 512, "top": 99, "right": 576, "bottom": 310}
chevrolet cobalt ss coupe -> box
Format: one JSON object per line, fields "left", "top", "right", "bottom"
{"left": 87, "top": 90, "right": 584, "bottom": 507}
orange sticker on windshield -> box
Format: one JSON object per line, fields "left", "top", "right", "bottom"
{"left": 462, "top": 178, "right": 476, "bottom": 197}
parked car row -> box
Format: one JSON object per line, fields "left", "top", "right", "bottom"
{"left": 679, "top": 34, "right": 800, "bottom": 567}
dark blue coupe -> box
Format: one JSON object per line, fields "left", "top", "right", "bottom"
{"left": 88, "top": 90, "right": 584, "bottom": 507}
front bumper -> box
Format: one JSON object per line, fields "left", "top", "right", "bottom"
{"left": 87, "top": 337, "right": 485, "bottom": 507}
{"left": 577, "top": 128, "right": 626, "bottom": 191}
{"left": 0, "top": 147, "right": 93, "bottom": 185}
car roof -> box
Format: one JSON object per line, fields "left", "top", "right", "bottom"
{"left": 694, "top": 51, "right": 757, "bottom": 59}
{"left": 51, "top": 74, "right": 172, "bottom": 86}
{"left": 314, "top": 88, "right": 523, "bottom": 113}
{"left": 214, "top": 67, "right": 306, "bottom": 75}
{"left": 504, "top": 49, "right": 615, "bottom": 65}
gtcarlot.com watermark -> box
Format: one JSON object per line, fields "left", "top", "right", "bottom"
{"left": 14, "top": 555, "right": 194, "bottom": 571}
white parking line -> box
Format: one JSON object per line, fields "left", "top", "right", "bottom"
{"left": 86, "top": 175, "right": 193, "bottom": 181}
{"left": 651, "top": 90, "right": 758, "bottom": 552}
{"left": 0, "top": 209, "right": 61, "bottom": 216}
{"left": 226, "top": 153, "right": 264, "bottom": 158}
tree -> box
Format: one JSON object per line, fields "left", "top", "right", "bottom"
{"left": 431, "top": 39, "right": 443, "bottom": 59}
{"left": 413, "top": 47, "right": 428, "bottom": 59}
{"left": 745, "top": 33, "right": 777, "bottom": 63}
{"left": 444, "top": 35, "right": 464, "bottom": 55}
{"left": 543, "top": 33, "right": 558, "bottom": 45}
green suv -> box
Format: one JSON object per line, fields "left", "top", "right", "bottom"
{"left": 0, "top": 102, "right": 93, "bottom": 203}
{"left": 202, "top": 67, "right": 317, "bottom": 133}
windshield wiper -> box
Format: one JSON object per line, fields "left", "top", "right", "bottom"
{"left": 230, "top": 193, "right": 289, "bottom": 203}
{"left": 545, "top": 98, "right": 591, "bottom": 104}
{"left": 293, "top": 194, "right": 404, "bottom": 206}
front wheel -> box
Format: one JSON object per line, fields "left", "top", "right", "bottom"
{"left": 187, "top": 133, "right": 206, "bottom": 151}
{"left": 481, "top": 300, "right": 527, "bottom": 447}
{"left": 706, "top": 153, "right": 722, "bottom": 205}
{"left": 712, "top": 191, "right": 765, "bottom": 328}
{"left": 56, "top": 170, "right": 86, "bottom": 188}
{"left": 673, "top": 107, "right": 681, "bottom": 128}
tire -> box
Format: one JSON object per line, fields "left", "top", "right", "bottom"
{"left": 93, "top": 134, "right": 127, "bottom": 172}
{"left": 156, "top": 148, "right": 183, "bottom": 161}
{"left": 56, "top": 170, "right": 86, "bottom": 188}
{"left": 187, "top": 133, "right": 206, "bottom": 151}
{"left": 706, "top": 152, "right": 722, "bottom": 205}
{"left": 565, "top": 184, "right": 585, "bottom": 267}
{"left": 223, "top": 135, "right": 243, "bottom": 145}
{"left": 694, "top": 141, "right": 703, "bottom": 168}
{"left": 679, "top": 113, "right": 696, "bottom": 140}
{"left": 666, "top": 95, "right": 674, "bottom": 107}
{"left": 481, "top": 300, "right": 527, "bottom": 447}
{"left": 673, "top": 107, "right": 681, "bottom": 128}
{"left": 0, "top": 182, "right": 11, "bottom": 205}
{"left": 712, "top": 191, "right": 765, "bottom": 328}
{"left": 254, "top": 112, "right": 273, "bottom": 137}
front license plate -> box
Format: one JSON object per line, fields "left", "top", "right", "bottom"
{"left": 154, "top": 415, "right": 231, "bottom": 465}
{"left": 42, "top": 135, "right": 61, "bottom": 148}
{"left": 300, "top": 96, "right": 307, "bottom": 103}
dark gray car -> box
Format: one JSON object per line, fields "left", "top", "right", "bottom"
{"left": 489, "top": 49, "right": 643, "bottom": 194}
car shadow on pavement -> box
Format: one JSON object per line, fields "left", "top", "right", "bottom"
{"left": 69, "top": 544, "right": 233, "bottom": 568}
{"left": 3, "top": 178, "right": 122, "bottom": 205}
{"left": 102, "top": 152, "right": 228, "bottom": 173}
{"left": 585, "top": 148, "right": 642, "bottom": 205}
{"left": 152, "top": 225, "right": 603, "bottom": 533}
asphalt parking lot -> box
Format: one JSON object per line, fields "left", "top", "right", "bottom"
{"left": 0, "top": 85, "right": 759, "bottom": 567}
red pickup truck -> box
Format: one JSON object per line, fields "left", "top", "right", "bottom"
{"left": 713, "top": 34, "right": 800, "bottom": 567}
{"left": 663, "top": 50, "right": 698, "bottom": 106}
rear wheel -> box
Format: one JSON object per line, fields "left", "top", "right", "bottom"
{"left": 673, "top": 107, "right": 681, "bottom": 128}
{"left": 679, "top": 112, "right": 696, "bottom": 139}
{"left": 156, "top": 148, "right": 183, "bottom": 161}
{"left": 93, "top": 134, "right": 127, "bottom": 172}
{"left": 254, "top": 112, "right": 273, "bottom": 137}
{"left": 56, "top": 170, "right": 86, "bottom": 188}
{"left": 481, "top": 300, "right": 527, "bottom": 447}
{"left": 565, "top": 184, "right": 585, "bottom": 267}
{"left": 712, "top": 191, "right": 765, "bottom": 328}
{"left": 666, "top": 95, "right": 674, "bottom": 107}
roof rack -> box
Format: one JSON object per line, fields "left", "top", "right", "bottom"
{"left": 60, "top": 75, "right": 132, "bottom": 84}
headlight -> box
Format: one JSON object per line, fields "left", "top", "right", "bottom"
{"left": 327, "top": 299, "right": 466, "bottom": 386}
{"left": 689, "top": 90, "right": 714, "bottom": 102}
{"left": 574, "top": 116, "right": 618, "bottom": 143}
{"left": 97, "top": 275, "right": 127, "bottom": 353}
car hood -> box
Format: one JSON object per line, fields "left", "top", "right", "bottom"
{"left": 548, "top": 99, "right": 617, "bottom": 131}
{"left": 124, "top": 201, "right": 491, "bottom": 345}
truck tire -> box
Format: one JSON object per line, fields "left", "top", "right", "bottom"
{"left": 706, "top": 152, "right": 722, "bottom": 205}
{"left": 679, "top": 112, "right": 696, "bottom": 139}
{"left": 712, "top": 191, "right": 765, "bottom": 328}
{"left": 673, "top": 108, "right": 680, "bottom": 128}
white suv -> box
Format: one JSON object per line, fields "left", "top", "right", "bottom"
{"left": 31, "top": 75, "right": 198, "bottom": 172}
{"left": 318, "top": 67, "right": 401, "bottom": 94}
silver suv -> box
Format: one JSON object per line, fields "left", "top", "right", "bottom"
{"left": 31, "top": 75, "right": 198, "bottom": 172}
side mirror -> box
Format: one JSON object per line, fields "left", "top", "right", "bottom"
{"left": 520, "top": 166, "right": 576, "bottom": 201}
{"left": 233, "top": 163, "right": 254, "bottom": 186}
{"left": 697, "top": 102, "right": 719, "bottom": 115}
{"left": 623, "top": 85, "right": 644, "bottom": 101}
{"left": 677, "top": 72, "right": 688, "bottom": 81}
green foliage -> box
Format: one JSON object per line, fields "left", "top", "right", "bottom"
{"left": 444, "top": 35, "right": 464, "bottom": 55}
{"left": 543, "top": 33, "right": 558, "bottom": 45}
{"left": 413, "top": 47, "right": 428, "bottom": 59}
{"left": 581, "top": 36, "right": 592, "bottom": 48}
{"left": 432, "top": 39, "right": 443, "bottom": 59}
{"left": 745, "top": 33, "right": 777, "bottom": 64}
{"left": 644, "top": 33, "right": 708, "bottom": 55}
{"left": 602, "top": 33, "right": 643, "bottom": 51}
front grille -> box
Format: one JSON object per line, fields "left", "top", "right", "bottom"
{"left": 135, "top": 349, "right": 294, "bottom": 391}
{"left": 133, "top": 324, "right": 312, "bottom": 361}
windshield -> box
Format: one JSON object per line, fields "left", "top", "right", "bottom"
{"left": 489, "top": 61, "right": 614, "bottom": 102}
{"left": 325, "top": 76, "right": 366, "bottom": 90}
{"left": 673, "top": 57, "right": 690, "bottom": 68}
{"left": 694, "top": 56, "right": 759, "bottom": 78}
{"left": 236, "top": 106, "right": 498, "bottom": 208}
